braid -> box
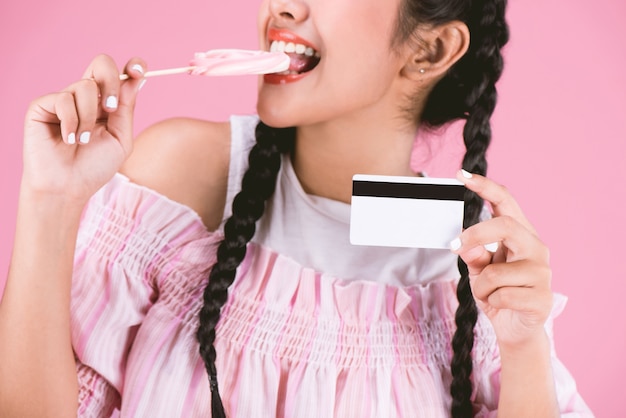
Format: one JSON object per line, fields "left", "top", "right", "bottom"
{"left": 396, "top": 0, "right": 508, "bottom": 415}
{"left": 447, "top": 2, "right": 509, "bottom": 417}
{"left": 196, "top": 121, "right": 294, "bottom": 418}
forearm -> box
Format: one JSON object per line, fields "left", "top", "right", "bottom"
{"left": 496, "top": 331, "right": 559, "bottom": 418}
{"left": 0, "top": 190, "right": 85, "bottom": 418}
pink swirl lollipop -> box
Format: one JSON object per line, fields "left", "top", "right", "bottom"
{"left": 119, "top": 49, "right": 290, "bottom": 80}
{"left": 190, "top": 49, "right": 290, "bottom": 76}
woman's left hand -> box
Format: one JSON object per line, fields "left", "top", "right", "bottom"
{"left": 450, "top": 170, "right": 553, "bottom": 349}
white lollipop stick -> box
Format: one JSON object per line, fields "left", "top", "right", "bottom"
{"left": 119, "top": 49, "right": 290, "bottom": 80}
{"left": 119, "top": 66, "right": 196, "bottom": 80}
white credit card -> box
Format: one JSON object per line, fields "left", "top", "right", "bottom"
{"left": 350, "top": 174, "right": 465, "bottom": 249}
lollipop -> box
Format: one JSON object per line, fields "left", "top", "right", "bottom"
{"left": 119, "top": 49, "right": 290, "bottom": 80}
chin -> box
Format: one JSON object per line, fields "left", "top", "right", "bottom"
{"left": 256, "top": 96, "right": 297, "bottom": 129}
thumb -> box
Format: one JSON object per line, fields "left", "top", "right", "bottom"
{"left": 459, "top": 245, "right": 492, "bottom": 278}
{"left": 451, "top": 236, "right": 494, "bottom": 277}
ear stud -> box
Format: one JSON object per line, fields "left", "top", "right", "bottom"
{"left": 419, "top": 68, "right": 425, "bottom": 74}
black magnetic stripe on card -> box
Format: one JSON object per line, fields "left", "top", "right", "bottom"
{"left": 352, "top": 180, "right": 466, "bottom": 201}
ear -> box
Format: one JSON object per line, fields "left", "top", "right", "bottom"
{"left": 402, "top": 21, "right": 470, "bottom": 81}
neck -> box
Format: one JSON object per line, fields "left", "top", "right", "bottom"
{"left": 292, "top": 114, "right": 420, "bottom": 204}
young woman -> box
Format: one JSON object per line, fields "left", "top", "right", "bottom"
{"left": 0, "top": 0, "right": 592, "bottom": 416}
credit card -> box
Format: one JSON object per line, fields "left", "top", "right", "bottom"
{"left": 350, "top": 174, "right": 465, "bottom": 249}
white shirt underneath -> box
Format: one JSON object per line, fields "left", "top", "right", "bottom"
{"left": 253, "top": 153, "right": 461, "bottom": 287}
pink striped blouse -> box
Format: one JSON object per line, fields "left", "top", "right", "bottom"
{"left": 70, "top": 115, "right": 592, "bottom": 417}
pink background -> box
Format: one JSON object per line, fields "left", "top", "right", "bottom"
{"left": 1, "top": 0, "right": 624, "bottom": 415}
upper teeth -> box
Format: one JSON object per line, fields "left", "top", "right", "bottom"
{"left": 270, "top": 40, "right": 319, "bottom": 58}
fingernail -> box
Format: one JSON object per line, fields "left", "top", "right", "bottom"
{"left": 105, "top": 95, "right": 118, "bottom": 110}
{"left": 484, "top": 242, "right": 499, "bottom": 253}
{"left": 461, "top": 169, "right": 473, "bottom": 179}
{"left": 79, "top": 131, "right": 91, "bottom": 144}
{"left": 67, "top": 132, "right": 76, "bottom": 145}
{"left": 450, "top": 237, "right": 462, "bottom": 251}
{"left": 131, "top": 64, "right": 144, "bottom": 74}
{"left": 138, "top": 79, "right": 147, "bottom": 91}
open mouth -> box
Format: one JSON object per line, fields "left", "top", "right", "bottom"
{"left": 269, "top": 39, "right": 321, "bottom": 76}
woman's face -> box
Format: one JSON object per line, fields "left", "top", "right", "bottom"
{"left": 256, "top": 0, "right": 409, "bottom": 128}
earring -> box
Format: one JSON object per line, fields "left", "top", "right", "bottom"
{"left": 419, "top": 68, "right": 425, "bottom": 74}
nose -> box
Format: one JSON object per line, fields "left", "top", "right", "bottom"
{"left": 268, "top": 0, "right": 309, "bottom": 23}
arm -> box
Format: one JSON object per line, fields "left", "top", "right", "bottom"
{"left": 451, "top": 171, "right": 559, "bottom": 417}
{"left": 0, "top": 55, "right": 145, "bottom": 418}
{"left": 497, "top": 331, "right": 559, "bottom": 417}
{"left": 0, "top": 194, "right": 83, "bottom": 417}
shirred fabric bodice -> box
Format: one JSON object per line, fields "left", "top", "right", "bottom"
{"left": 70, "top": 115, "right": 592, "bottom": 417}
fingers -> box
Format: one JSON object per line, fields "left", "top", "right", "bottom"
{"left": 80, "top": 54, "right": 147, "bottom": 110}
{"left": 450, "top": 169, "right": 550, "bottom": 281}
{"left": 450, "top": 239, "right": 492, "bottom": 277}
{"left": 46, "top": 92, "right": 78, "bottom": 145}
{"left": 81, "top": 54, "right": 122, "bottom": 112}
{"left": 66, "top": 79, "right": 100, "bottom": 144}
{"left": 479, "top": 286, "right": 553, "bottom": 322}
{"left": 106, "top": 57, "right": 147, "bottom": 151}
{"left": 34, "top": 80, "right": 98, "bottom": 146}
{"left": 122, "top": 58, "right": 148, "bottom": 81}
{"left": 453, "top": 215, "right": 549, "bottom": 264}
{"left": 50, "top": 55, "right": 146, "bottom": 149}
{"left": 470, "top": 260, "right": 552, "bottom": 304}
{"left": 24, "top": 55, "right": 148, "bottom": 151}
{"left": 464, "top": 248, "right": 553, "bottom": 332}
{"left": 456, "top": 170, "right": 537, "bottom": 235}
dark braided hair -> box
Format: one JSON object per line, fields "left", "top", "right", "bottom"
{"left": 196, "top": 122, "right": 294, "bottom": 417}
{"left": 197, "top": 0, "right": 508, "bottom": 416}
{"left": 396, "top": 0, "right": 509, "bottom": 416}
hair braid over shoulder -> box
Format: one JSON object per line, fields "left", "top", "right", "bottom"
{"left": 196, "top": 121, "right": 294, "bottom": 418}
{"left": 450, "top": 3, "right": 508, "bottom": 416}
{"left": 397, "top": 0, "right": 509, "bottom": 415}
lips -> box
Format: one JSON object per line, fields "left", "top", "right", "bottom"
{"left": 264, "top": 28, "right": 321, "bottom": 84}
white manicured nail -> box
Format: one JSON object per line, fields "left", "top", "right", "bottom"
{"left": 79, "top": 131, "right": 91, "bottom": 144}
{"left": 484, "top": 242, "right": 499, "bottom": 253}
{"left": 461, "top": 169, "right": 473, "bottom": 179}
{"left": 450, "top": 237, "right": 462, "bottom": 251}
{"left": 67, "top": 132, "right": 76, "bottom": 145}
{"left": 105, "top": 95, "right": 118, "bottom": 110}
{"left": 131, "top": 64, "right": 144, "bottom": 74}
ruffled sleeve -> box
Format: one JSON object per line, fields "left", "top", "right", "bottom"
{"left": 70, "top": 173, "right": 222, "bottom": 417}
{"left": 471, "top": 293, "right": 594, "bottom": 417}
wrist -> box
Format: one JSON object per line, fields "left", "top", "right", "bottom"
{"left": 16, "top": 190, "right": 88, "bottom": 240}
{"left": 18, "top": 185, "right": 89, "bottom": 220}
{"left": 498, "top": 329, "right": 551, "bottom": 365}
{"left": 496, "top": 330, "right": 559, "bottom": 417}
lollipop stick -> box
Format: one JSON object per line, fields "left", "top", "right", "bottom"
{"left": 119, "top": 66, "right": 196, "bottom": 80}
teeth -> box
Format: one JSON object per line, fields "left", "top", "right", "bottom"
{"left": 270, "top": 40, "right": 319, "bottom": 58}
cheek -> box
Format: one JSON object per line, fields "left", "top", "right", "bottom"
{"left": 320, "top": 15, "right": 400, "bottom": 93}
{"left": 324, "top": 48, "right": 400, "bottom": 101}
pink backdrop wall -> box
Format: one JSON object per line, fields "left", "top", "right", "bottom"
{"left": 1, "top": 0, "right": 624, "bottom": 415}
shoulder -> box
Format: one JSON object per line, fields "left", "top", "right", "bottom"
{"left": 120, "top": 117, "right": 232, "bottom": 231}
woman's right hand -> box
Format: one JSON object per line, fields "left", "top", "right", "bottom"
{"left": 21, "top": 54, "right": 146, "bottom": 206}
